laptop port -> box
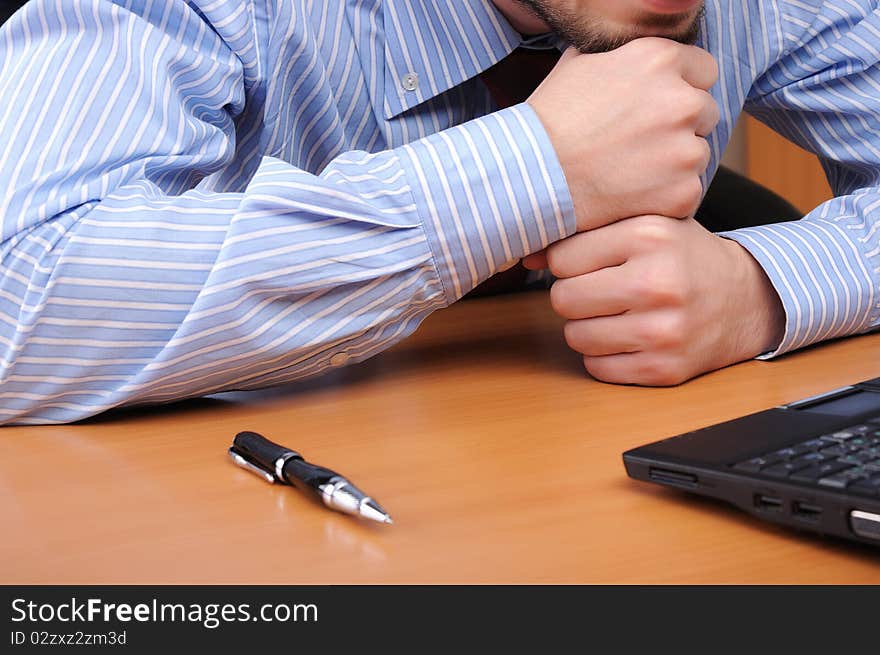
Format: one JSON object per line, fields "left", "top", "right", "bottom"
{"left": 649, "top": 467, "right": 698, "bottom": 488}
{"left": 850, "top": 510, "right": 880, "bottom": 541}
{"left": 754, "top": 494, "right": 783, "bottom": 511}
{"left": 792, "top": 501, "right": 823, "bottom": 521}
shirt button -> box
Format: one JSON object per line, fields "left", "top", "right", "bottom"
{"left": 329, "top": 352, "right": 350, "bottom": 368}
{"left": 401, "top": 71, "right": 419, "bottom": 92}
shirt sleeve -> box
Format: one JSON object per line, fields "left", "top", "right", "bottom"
{"left": 719, "top": 1, "right": 880, "bottom": 358}
{"left": 0, "top": 1, "right": 575, "bottom": 424}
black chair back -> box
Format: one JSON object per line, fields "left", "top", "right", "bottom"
{"left": 2, "top": 1, "right": 28, "bottom": 27}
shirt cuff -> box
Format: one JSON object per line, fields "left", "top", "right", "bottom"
{"left": 397, "top": 103, "right": 576, "bottom": 303}
{"left": 720, "top": 219, "right": 877, "bottom": 359}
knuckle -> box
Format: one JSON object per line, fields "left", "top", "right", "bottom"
{"left": 654, "top": 272, "right": 687, "bottom": 305}
{"left": 635, "top": 357, "right": 688, "bottom": 387}
{"left": 698, "top": 138, "right": 712, "bottom": 167}
{"left": 550, "top": 280, "right": 573, "bottom": 316}
{"left": 633, "top": 273, "right": 685, "bottom": 307}
{"left": 641, "top": 313, "right": 687, "bottom": 348}
{"left": 583, "top": 353, "right": 688, "bottom": 387}
{"left": 627, "top": 254, "right": 686, "bottom": 302}
{"left": 582, "top": 355, "right": 598, "bottom": 378}
{"left": 706, "top": 55, "right": 720, "bottom": 83}
{"left": 627, "top": 38, "right": 679, "bottom": 69}
{"left": 563, "top": 321, "right": 584, "bottom": 351}
{"left": 633, "top": 215, "right": 675, "bottom": 246}
{"left": 690, "top": 48, "right": 719, "bottom": 83}
{"left": 627, "top": 273, "right": 653, "bottom": 301}
{"left": 668, "top": 177, "right": 703, "bottom": 217}
{"left": 582, "top": 355, "right": 614, "bottom": 383}
{"left": 680, "top": 139, "right": 709, "bottom": 169}
{"left": 707, "top": 97, "right": 721, "bottom": 126}
{"left": 686, "top": 175, "right": 705, "bottom": 203}
{"left": 547, "top": 233, "right": 591, "bottom": 277}
{"left": 546, "top": 246, "right": 568, "bottom": 278}
{"left": 675, "top": 89, "right": 704, "bottom": 121}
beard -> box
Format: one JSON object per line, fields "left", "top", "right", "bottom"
{"left": 514, "top": 1, "right": 705, "bottom": 53}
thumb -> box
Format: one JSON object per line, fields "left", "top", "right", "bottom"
{"left": 522, "top": 250, "right": 549, "bottom": 270}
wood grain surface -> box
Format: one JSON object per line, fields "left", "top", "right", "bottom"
{"left": 2, "top": 292, "right": 879, "bottom": 583}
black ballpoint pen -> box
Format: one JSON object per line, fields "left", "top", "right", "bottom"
{"left": 228, "top": 431, "right": 393, "bottom": 524}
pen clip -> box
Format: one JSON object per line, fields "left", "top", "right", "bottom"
{"left": 228, "top": 446, "right": 276, "bottom": 484}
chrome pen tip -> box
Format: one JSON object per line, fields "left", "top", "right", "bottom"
{"left": 360, "top": 498, "right": 393, "bottom": 525}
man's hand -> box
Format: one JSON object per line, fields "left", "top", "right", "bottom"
{"left": 523, "top": 215, "right": 786, "bottom": 386}
{"left": 528, "top": 38, "right": 720, "bottom": 231}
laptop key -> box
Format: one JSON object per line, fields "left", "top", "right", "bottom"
{"left": 850, "top": 476, "right": 880, "bottom": 497}
{"left": 762, "top": 461, "right": 811, "bottom": 478}
{"left": 794, "top": 451, "right": 828, "bottom": 464}
{"left": 769, "top": 447, "right": 800, "bottom": 460}
{"left": 734, "top": 457, "right": 775, "bottom": 472}
{"left": 790, "top": 461, "right": 852, "bottom": 482}
{"left": 789, "top": 466, "right": 824, "bottom": 481}
{"left": 837, "top": 452, "right": 875, "bottom": 465}
{"left": 817, "top": 476, "right": 850, "bottom": 489}
{"left": 818, "top": 468, "right": 869, "bottom": 489}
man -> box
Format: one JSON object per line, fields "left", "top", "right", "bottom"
{"left": 0, "top": 0, "right": 877, "bottom": 425}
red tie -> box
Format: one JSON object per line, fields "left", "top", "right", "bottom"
{"left": 466, "top": 47, "right": 562, "bottom": 299}
{"left": 479, "top": 46, "right": 562, "bottom": 109}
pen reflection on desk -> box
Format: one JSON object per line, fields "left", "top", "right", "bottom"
{"left": 228, "top": 430, "right": 393, "bottom": 525}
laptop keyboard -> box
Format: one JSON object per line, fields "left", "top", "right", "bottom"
{"left": 733, "top": 420, "right": 880, "bottom": 497}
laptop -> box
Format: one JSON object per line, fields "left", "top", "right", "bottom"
{"left": 623, "top": 376, "right": 880, "bottom": 546}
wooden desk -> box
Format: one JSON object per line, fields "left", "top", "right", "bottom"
{"left": 3, "top": 292, "right": 879, "bottom": 583}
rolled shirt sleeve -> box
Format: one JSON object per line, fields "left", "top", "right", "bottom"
{"left": 0, "top": 2, "right": 574, "bottom": 424}
{"left": 719, "top": 1, "right": 880, "bottom": 358}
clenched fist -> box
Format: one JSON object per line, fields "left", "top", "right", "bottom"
{"left": 528, "top": 37, "right": 720, "bottom": 231}
{"left": 523, "top": 215, "right": 786, "bottom": 386}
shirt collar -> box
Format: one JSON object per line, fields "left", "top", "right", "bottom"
{"left": 380, "top": 0, "right": 523, "bottom": 119}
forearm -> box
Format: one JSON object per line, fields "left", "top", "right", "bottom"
{"left": 720, "top": 190, "right": 880, "bottom": 358}
{"left": 731, "top": 2, "right": 880, "bottom": 358}
{"left": 0, "top": 105, "right": 575, "bottom": 424}
{"left": 1, "top": 154, "right": 447, "bottom": 424}
{"left": 0, "top": 2, "right": 577, "bottom": 423}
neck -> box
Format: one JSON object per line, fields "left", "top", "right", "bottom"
{"left": 491, "top": 0, "right": 551, "bottom": 35}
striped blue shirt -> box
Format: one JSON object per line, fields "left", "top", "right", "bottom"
{"left": 1, "top": 0, "right": 879, "bottom": 424}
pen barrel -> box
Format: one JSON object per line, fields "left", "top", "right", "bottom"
{"left": 233, "top": 431, "right": 298, "bottom": 477}
{"left": 231, "top": 431, "right": 390, "bottom": 522}
{"left": 281, "top": 458, "right": 340, "bottom": 489}
{"left": 281, "top": 459, "right": 369, "bottom": 516}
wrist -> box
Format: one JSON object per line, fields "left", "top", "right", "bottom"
{"left": 725, "top": 237, "right": 785, "bottom": 356}
{"left": 399, "top": 105, "right": 576, "bottom": 303}
{"left": 527, "top": 99, "right": 598, "bottom": 233}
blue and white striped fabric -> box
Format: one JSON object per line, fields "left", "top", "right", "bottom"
{"left": 0, "top": 0, "right": 878, "bottom": 424}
